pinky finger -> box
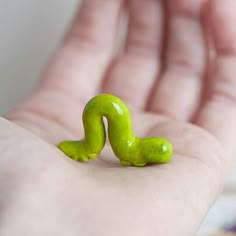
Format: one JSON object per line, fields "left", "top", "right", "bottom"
{"left": 196, "top": 0, "right": 236, "bottom": 156}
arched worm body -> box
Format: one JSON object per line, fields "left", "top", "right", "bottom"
{"left": 58, "top": 94, "right": 173, "bottom": 167}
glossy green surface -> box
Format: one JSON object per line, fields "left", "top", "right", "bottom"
{"left": 58, "top": 94, "right": 173, "bottom": 167}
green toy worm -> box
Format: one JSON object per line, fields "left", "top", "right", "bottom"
{"left": 58, "top": 94, "right": 173, "bottom": 167}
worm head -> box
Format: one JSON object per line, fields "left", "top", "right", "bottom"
{"left": 140, "top": 138, "right": 173, "bottom": 164}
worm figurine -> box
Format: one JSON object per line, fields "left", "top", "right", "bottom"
{"left": 58, "top": 94, "right": 173, "bottom": 167}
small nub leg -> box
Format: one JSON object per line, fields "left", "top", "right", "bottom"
{"left": 132, "top": 162, "right": 146, "bottom": 167}
{"left": 120, "top": 160, "right": 130, "bottom": 166}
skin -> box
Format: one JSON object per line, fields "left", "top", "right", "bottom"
{"left": 58, "top": 94, "right": 173, "bottom": 166}
{"left": 1, "top": 0, "right": 236, "bottom": 235}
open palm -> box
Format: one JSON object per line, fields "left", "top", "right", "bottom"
{"left": 1, "top": 0, "right": 236, "bottom": 235}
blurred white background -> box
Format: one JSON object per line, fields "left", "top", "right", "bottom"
{"left": 0, "top": 0, "right": 80, "bottom": 115}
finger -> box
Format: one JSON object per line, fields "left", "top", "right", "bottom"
{"left": 102, "top": 0, "right": 165, "bottom": 109}
{"left": 196, "top": 0, "right": 236, "bottom": 154}
{"left": 9, "top": 0, "right": 124, "bottom": 138}
{"left": 39, "top": 0, "right": 124, "bottom": 102}
{"left": 149, "top": 0, "right": 207, "bottom": 120}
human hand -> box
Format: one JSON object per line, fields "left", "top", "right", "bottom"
{"left": 1, "top": 0, "right": 236, "bottom": 235}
